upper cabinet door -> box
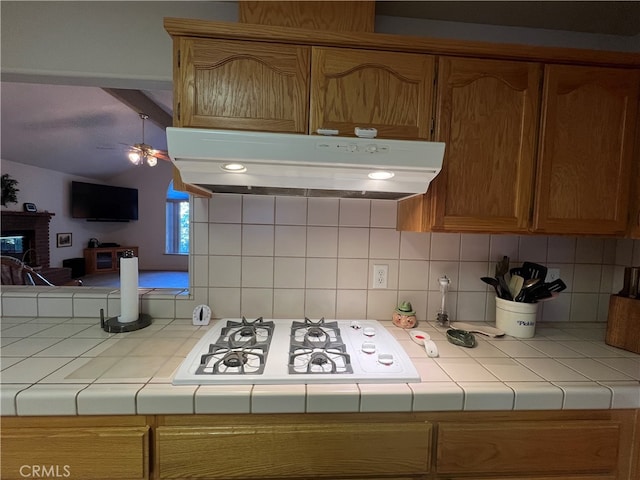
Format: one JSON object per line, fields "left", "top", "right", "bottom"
{"left": 310, "top": 47, "right": 435, "bottom": 139}
{"left": 533, "top": 65, "right": 640, "bottom": 235}
{"left": 429, "top": 57, "right": 542, "bottom": 232}
{"left": 175, "top": 38, "right": 310, "bottom": 133}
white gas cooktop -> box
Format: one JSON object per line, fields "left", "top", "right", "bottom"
{"left": 173, "top": 318, "right": 420, "bottom": 385}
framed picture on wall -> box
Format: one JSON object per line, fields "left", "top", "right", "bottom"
{"left": 56, "top": 233, "right": 72, "bottom": 248}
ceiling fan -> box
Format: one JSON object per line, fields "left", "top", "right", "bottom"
{"left": 126, "top": 113, "right": 170, "bottom": 167}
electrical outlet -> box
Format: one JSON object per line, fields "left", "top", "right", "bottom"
{"left": 546, "top": 268, "right": 561, "bottom": 282}
{"left": 373, "top": 264, "right": 388, "bottom": 289}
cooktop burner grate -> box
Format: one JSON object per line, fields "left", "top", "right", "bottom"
{"left": 173, "top": 318, "right": 420, "bottom": 385}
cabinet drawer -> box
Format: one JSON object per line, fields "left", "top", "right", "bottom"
{"left": 437, "top": 421, "right": 621, "bottom": 476}
{"left": 1, "top": 426, "right": 149, "bottom": 480}
{"left": 156, "top": 422, "right": 431, "bottom": 478}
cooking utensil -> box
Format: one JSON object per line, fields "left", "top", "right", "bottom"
{"left": 514, "top": 278, "right": 541, "bottom": 302}
{"left": 521, "top": 279, "right": 565, "bottom": 303}
{"left": 545, "top": 278, "right": 567, "bottom": 293}
{"left": 446, "top": 328, "right": 476, "bottom": 348}
{"left": 509, "top": 274, "right": 524, "bottom": 299}
{"left": 495, "top": 256, "right": 510, "bottom": 279}
{"left": 620, "top": 267, "right": 640, "bottom": 298}
{"left": 450, "top": 322, "right": 505, "bottom": 337}
{"left": 509, "top": 267, "right": 524, "bottom": 277}
{"left": 481, "top": 276, "right": 501, "bottom": 296}
{"left": 494, "top": 256, "right": 513, "bottom": 300}
{"left": 408, "top": 330, "right": 439, "bottom": 357}
{"left": 522, "top": 261, "right": 548, "bottom": 281}
{"left": 497, "top": 276, "right": 513, "bottom": 300}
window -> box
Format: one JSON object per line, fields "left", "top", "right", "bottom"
{"left": 166, "top": 180, "right": 189, "bottom": 254}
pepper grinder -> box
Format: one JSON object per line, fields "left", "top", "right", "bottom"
{"left": 436, "top": 275, "right": 450, "bottom": 327}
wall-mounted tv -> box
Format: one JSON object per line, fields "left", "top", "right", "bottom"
{"left": 71, "top": 181, "right": 138, "bottom": 222}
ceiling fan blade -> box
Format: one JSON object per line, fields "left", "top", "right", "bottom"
{"left": 154, "top": 150, "right": 171, "bottom": 162}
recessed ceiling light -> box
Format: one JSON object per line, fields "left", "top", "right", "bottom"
{"left": 368, "top": 171, "right": 395, "bottom": 180}
{"left": 221, "top": 163, "right": 247, "bottom": 173}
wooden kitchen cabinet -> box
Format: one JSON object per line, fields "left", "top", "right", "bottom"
{"left": 84, "top": 246, "right": 139, "bottom": 275}
{"left": 532, "top": 64, "right": 640, "bottom": 235}
{"left": 398, "top": 57, "right": 541, "bottom": 232}
{"left": 172, "top": 38, "right": 310, "bottom": 133}
{"left": 436, "top": 419, "right": 626, "bottom": 478}
{"left": 310, "top": 47, "right": 436, "bottom": 139}
{"left": 1, "top": 410, "right": 638, "bottom": 480}
{"left": 0, "top": 416, "right": 150, "bottom": 480}
{"left": 154, "top": 414, "right": 432, "bottom": 479}
{"left": 627, "top": 113, "right": 640, "bottom": 238}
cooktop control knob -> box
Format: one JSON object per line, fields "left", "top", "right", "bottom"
{"left": 378, "top": 353, "right": 394, "bottom": 365}
{"left": 363, "top": 327, "right": 376, "bottom": 337}
{"left": 361, "top": 341, "right": 376, "bottom": 354}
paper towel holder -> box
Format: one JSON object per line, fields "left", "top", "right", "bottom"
{"left": 99, "top": 249, "right": 153, "bottom": 333}
{"left": 100, "top": 308, "right": 152, "bottom": 333}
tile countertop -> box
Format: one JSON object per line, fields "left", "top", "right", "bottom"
{"left": 1, "top": 317, "right": 638, "bottom": 416}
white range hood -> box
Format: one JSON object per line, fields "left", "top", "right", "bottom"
{"left": 166, "top": 128, "right": 445, "bottom": 199}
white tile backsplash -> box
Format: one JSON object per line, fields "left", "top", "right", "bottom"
{"left": 3, "top": 194, "right": 638, "bottom": 324}
{"left": 275, "top": 197, "right": 307, "bottom": 225}
{"left": 339, "top": 198, "right": 370, "bottom": 227}
{"left": 242, "top": 195, "right": 274, "bottom": 224}
{"left": 307, "top": 198, "right": 339, "bottom": 225}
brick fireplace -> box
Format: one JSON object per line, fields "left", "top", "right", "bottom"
{"left": 1, "top": 211, "right": 54, "bottom": 267}
{"left": 1, "top": 211, "right": 71, "bottom": 284}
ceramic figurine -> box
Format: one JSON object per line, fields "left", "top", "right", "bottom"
{"left": 392, "top": 301, "right": 417, "bottom": 329}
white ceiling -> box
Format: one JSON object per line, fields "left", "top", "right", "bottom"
{"left": 1, "top": 83, "right": 173, "bottom": 180}
{"left": 2, "top": 1, "right": 638, "bottom": 180}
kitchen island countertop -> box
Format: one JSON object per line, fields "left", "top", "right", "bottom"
{"left": 1, "top": 316, "right": 638, "bottom": 416}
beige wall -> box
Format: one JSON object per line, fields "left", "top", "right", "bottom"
{"left": 1, "top": 158, "right": 187, "bottom": 271}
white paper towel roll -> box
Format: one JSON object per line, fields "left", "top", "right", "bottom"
{"left": 118, "top": 256, "right": 139, "bottom": 323}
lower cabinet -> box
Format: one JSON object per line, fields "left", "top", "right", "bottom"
{"left": 155, "top": 414, "right": 432, "bottom": 479}
{"left": 1, "top": 410, "right": 638, "bottom": 480}
{"left": 0, "top": 416, "right": 150, "bottom": 480}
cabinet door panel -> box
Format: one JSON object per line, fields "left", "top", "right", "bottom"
{"left": 156, "top": 422, "right": 431, "bottom": 478}
{"left": 533, "top": 65, "right": 639, "bottom": 235}
{"left": 1, "top": 427, "right": 149, "bottom": 480}
{"left": 431, "top": 57, "right": 541, "bottom": 232}
{"left": 437, "top": 421, "right": 621, "bottom": 476}
{"left": 311, "top": 47, "right": 435, "bottom": 139}
{"left": 177, "top": 38, "right": 310, "bottom": 133}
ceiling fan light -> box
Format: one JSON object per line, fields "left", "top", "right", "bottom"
{"left": 146, "top": 155, "right": 158, "bottom": 167}
{"left": 128, "top": 151, "right": 141, "bottom": 164}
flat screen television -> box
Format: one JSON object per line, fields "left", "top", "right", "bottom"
{"left": 71, "top": 181, "right": 138, "bottom": 221}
